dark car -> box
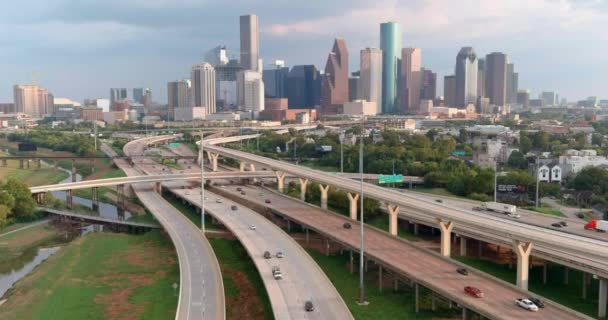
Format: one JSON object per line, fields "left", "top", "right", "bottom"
{"left": 576, "top": 212, "right": 585, "bottom": 219}
{"left": 265, "top": 199, "right": 271, "bottom": 204}
{"left": 559, "top": 221, "right": 568, "bottom": 227}
{"left": 304, "top": 301, "right": 314, "bottom": 312}
{"left": 263, "top": 251, "right": 271, "bottom": 259}
{"left": 457, "top": 268, "right": 468, "bottom": 276}
{"left": 241, "top": 191, "right": 246, "bottom": 195}
{"left": 435, "top": 199, "right": 443, "bottom": 203}
{"left": 343, "top": 222, "right": 352, "bottom": 229}
{"left": 231, "top": 205, "right": 238, "bottom": 211}
{"left": 236, "top": 187, "right": 242, "bottom": 192}
{"left": 528, "top": 297, "right": 545, "bottom": 308}
{"left": 551, "top": 222, "right": 562, "bottom": 228}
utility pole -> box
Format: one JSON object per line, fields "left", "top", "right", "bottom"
{"left": 256, "top": 130, "right": 260, "bottom": 152}
{"left": 535, "top": 156, "right": 540, "bottom": 208}
{"left": 93, "top": 121, "right": 98, "bottom": 152}
{"left": 199, "top": 131, "right": 206, "bottom": 234}
{"left": 358, "top": 125, "right": 367, "bottom": 305}
{"left": 339, "top": 132, "right": 344, "bottom": 173}
{"left": 494, "top": 164, "right": 497, "bottom": 202}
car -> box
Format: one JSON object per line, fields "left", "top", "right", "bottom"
{"left": 456, "top": 268, "right": 468, "bottom": 276}
{"left": 559, "top": 221, "right": 568, "bottom": 227}
{"left": 265, "top": 199, "right": 271, "bottom": 204}
{"left": 304, "top": 301, "right": 314, "bottom": 312}
{"left": 508, "top": 213, "right": 521, "bottom": 219}
{"left": 527, "top": 297, "right": 545, "bottom": 308}
{"left": 343, "top": 222, "right": 352, "bottom": 229}
{"left": 263, "top": 251, "right": 271, "bottom": 259}
{"left": 276, "top": 251, "right": 284, "bottom": 258}
{"left": 516, "top": 298, "right": 539, "bottom": 312}
{"left": 272, "top": 266, "right": 283, "bottom": 280}
{"left": 597, "top": 229, "right": 607, "bottom": 233}
{"left": 464, "top": 286, "right": 483, "bottom": 298}
{"left": 551, "top": 222, "right": 562, "bottom": 228}
{"left": 231, "top": 205, "right": 238, "bottom": 211}
{"left": 249, "top": 225, "right": 256, "bottom": 230}
{"left": 216, "top": 198, "right": 223, "bottom": 203}
{"left": 576, "top": 212, "right": 586, "bottom": 219}
{"left": 435, "top": 199, "right": 443, "bottom": 203}
{"left": 241, "top": 191, "right": 246, "bottom": 195}
{"left": 236, "top": 187, "right": 242, "bottom": 191}
{"left": 472, "top": 207, "right": 484, "bottom": 211}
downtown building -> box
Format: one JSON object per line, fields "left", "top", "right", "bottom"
{"left": 358, "top": 48, "right": 383, "bottom": 115}
{"left": 13, "top": 85, "right": 52, "bottom": 118}
{"left": 237, "top": 70, "right": 264, "bottom": 113}
{"left": 110, "top": 88, "right": 128, "bottom": 105}
{"left": 240, "top": 14, "right": 260, "bottom": 72}
{"left": 320, "top": 38, "right": 349, "bottom": 115}
{"left": 485, "top": 52, "right": 507, "bottom": 106}
{"left": 179, "top": 63, "right": 215, "bottom": 121}
{"left": 455, "top": 47, "right": 478, "bottom": 107}
{"left": 263, "top": 60, "right": 289, "bottom": 98}
{"left": 400, "top": 47, "right": 422, "bottom": 114}
{"left": 286, "top": 65, "right": 321, "bottom": 109}
{"left": 380, "top": 22, "right": 401, "bottom": 114}
{"left": 167, "top": 80, "right": 191, "bottom": 120}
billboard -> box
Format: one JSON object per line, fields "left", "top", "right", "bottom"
{"left": 497, "top": 184, "right": 526, "bottom": 193}
{"left": 18, "top": 143, "right": 37, "bottom": 152}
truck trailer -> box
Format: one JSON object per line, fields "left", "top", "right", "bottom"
{"left": 480, "top": 202, "right": 517, "bottom": 214}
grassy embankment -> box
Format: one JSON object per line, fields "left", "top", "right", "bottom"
{"left": 0, "top": 230, "right": 179, "bottom": 320}
{"left": 0, "top": 223, "right": 61, "bottom": 265}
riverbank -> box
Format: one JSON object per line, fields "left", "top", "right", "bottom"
{"left": 0, "top": 230, "right": 178, "bottom": 320}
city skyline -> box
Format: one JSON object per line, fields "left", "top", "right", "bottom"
{"left": 0, "top": 0, "right": 606, "bottom": 103}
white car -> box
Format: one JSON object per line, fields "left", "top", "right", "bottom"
{"left": 216, "top": 198, "right": 222, "bottom": 203}
{"left": 249, "top": 225, "right": 257, "bottom": 230}
{"left": 516, "top": 298, "right": 538, "bottom": 312}
{"left": 508, "top": 213, "right": 521, "bottom": 219}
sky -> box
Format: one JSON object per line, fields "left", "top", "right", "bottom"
{"left": 0, "top": 0, "right": 607, "bottom": 104}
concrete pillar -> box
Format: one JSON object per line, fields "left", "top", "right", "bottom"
{"left": 71, "top": 159, "right": 77, "bottom": 182}
{"left": 542, "top": 262, "right": 547, "bottom": 285}
{"left": 210, "top": 153, "right": 219, "bottom": 172}
{"left": 413, "top": 223, "right": 419, "bottom": 235}
{"left": 600, "top": 277, "right": 608, "bottom": 319}
{"left": 319, "top": 184, "right": 329, "bottom": 210}
{"left": 117, "top": 184, "right": 125, "bottom": 210}
{"left": 1, "top": 159, "right": 6, "bottom": 167}
{"left": 347, "top": 192, "right": 360, "bottom": 221}
{"left": 299, "top": 178, "right": 309, "bottom": 201}
{"left": 249, "top": 163, "right": 256, "bottom": 172}
{"left": 92, "top": 187, "right": 99, "bottom": 211}
{"left": 387, "top": 204, "right": 399, "bottom": 236}
{"left": 325, "top": 238, "right": 330, "bottom": 256}
{"left": 477, "top": 240, "right": 483, "bottom": 258}
{"left": 154, "top": 182, "right": 162, "bottom": 194}
{"left": 438, "top": 220, "right": 454, "bottom": 257}
{"left": 66, "top": 190, "right": 73, "bottom": 209}
{"left": 462, "top": 308, "right": 467, "bottom": 320}
{"left": 460, "top": 236, "right": 467, "bottom": 256}
{"left": 26, "top": 160, "right": 30, "bottom": 169}
{"left": 513, "top": 240, "right": 533, "bottom": 290}
{"left": 393, "top": 278, "right": 399, "bottom": 291}
{"left": 275, "top": 171, "right": 286, "bottom": 193}
{"left": 286, "top": 220, "right": 291, "bottom": 232}
{"left": 378, "top": 265, "right": 383, "bottom": 292}
{"left": 19, "top": 159, "right": 24, "bottom": 169}
{"left": 564, "top": 267, "right": 569, "bottom": 285}
{"left": 305, "top": 228, "right": 309, "bottom": 244}
{"left": 582, "top": 273, "right": 588, "bottom": 300}
{"left": 37, "top": 159, "right": 41, "bottom": 169}
{"left": 239, "top": 161, "right": 247, "bottom": 172}
{"left": 415, "top": 282, "right": 419, "bottom": 313}
{"left": 349, "top": 250, "right": 354, "bottom": 274}
{"left": 431, "top": 293, "right": 436, "bottom": 311}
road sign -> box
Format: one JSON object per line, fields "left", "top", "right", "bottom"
{"left": 378, "top": 174, "right": 403, "bottom": 184}
{"left": 169, "top": 143, "right": 179, "bottom": 148}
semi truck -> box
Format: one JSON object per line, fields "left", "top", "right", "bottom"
{"left": 480, "top": 202, "right": 517, "bottom": 214}
{"left": 584, "top": 220, "right": 608, "bottom": 232}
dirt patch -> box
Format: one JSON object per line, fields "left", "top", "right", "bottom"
{"left": 95, "top": 274, "right": 155, "bottom": 320}
{"left": 223, "top": 268, "right": 267, "bottom": 320}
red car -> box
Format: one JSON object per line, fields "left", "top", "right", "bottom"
{"left": 464, "top": 286, "right": 484, "bottom": 298}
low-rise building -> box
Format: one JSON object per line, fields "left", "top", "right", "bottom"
{"left": 80, "top": 107, "right": 103, "bottom": 121}
{"left": 342, "top": 100, "right": 377, "bottom": 116}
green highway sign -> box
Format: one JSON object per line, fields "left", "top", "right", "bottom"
{"left": 169, "top": 143, "right": 180, "bottom": 148}
{"left": 378, "top": 174, "right": 403, "bottom": 184}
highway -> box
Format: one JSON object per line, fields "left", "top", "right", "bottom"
{"left": 38, "top": 207, "right": 160, "bottom": 229}
{"left": 172, "top": 188, "right": 353, "bottom": 320}
{"left": 118, "top": 138, "right": 225, "bottom": 320}
{"left": 218, "top": 184, "right": 591, "bottom": 320}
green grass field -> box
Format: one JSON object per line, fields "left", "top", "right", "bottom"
{"left": 162, "top": 192, "right": 220, "bottom": 230}
{"left": 0, "top": 223, "right": 61, "bottom": 264}
{"left": 0, "top": 231, "right": 178, "bottom": 320}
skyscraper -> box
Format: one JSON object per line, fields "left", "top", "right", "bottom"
{"left": 191, "top": 63, "right": 216, "bottom": 115}
{"left": 321, "top": 38, "right": 349, "bottom": 115}
{"left": 359, "top": 48, "right": 383, "bottom": 114}
{"left": 477, "top": 58, "right": 486, "bottom": 98}
{"left": 240, "top": 14, "right": 260, "bottom": 72}
{"left": 506, "top": 63, "right": 518, "bottom": 104}
{"left": 167, "top": 80, "right": 190, "bottom": 119}
{"left": 263, "top": 60, "right": 289, "bottom": 98}
{"left": 380, "top": 22, "right": 401, "bottom": 114}
{"left": 110, "top": 88, "right": 127, "bottom": 104}
{"left": 485, "top": 52, "right": 507, "bottom": 106}
{"left": 205, "top": 45, "right": 229, "bottom": 67}
{"left": 132, "top": 88, "right": 148, "bottom": 104}
{"left": 215, "top": 59, "right": 243, "bottom": 110}
{"left": 13, "top": 85, "right": 51, "bottom": 118}
{"left": 455, "top": 47, "right": 478, "bottom": 107}
{"left": 420, "top": 69, "right": 437, "bottom": 101}
{"left": 237, "top": 70, "right": 265, "bottom": 112}
{"left": 401, "top": 47, "right": 422, "bottom": 114}
{"left": 286, "top": 65, "right": 321, "bottom": 109}
{"left": 349, "top": 72, "right": 360, "bottom": 102}
{"left": 444, "top": 75, "right": 456, "bottom": 107}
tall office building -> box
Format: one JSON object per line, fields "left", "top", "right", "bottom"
{"left": 13, "top": 85, "right": 51, "bottom": 118}
{"left": 320, "top": 38, "right": 349, "bottom": 115}
{"left": 286, "top": 65, "right": 321, "bottom": 109}
{"left": 380, "top": 22, "right": 401, "bottom": 114}
{"left": 133, "top": 88, "right": 149, "bottom": 104}
{"left": 477, "top": 58, "right": 486, "bottom": 98}
{"left": 420, "top": 68, "right": 437, "bottom": 101}
{"left": 240, "top": 14, "right": 260, "bottom": 72}
{"left": 237, "top": 70, "right": 265, "bottom": 112}
{"left": 263, "top": 60, "right": 289, "bottom": 98}
{"left": 400, "top": 47, "right": 422, "bottom": 114}
{"left": 517, "top": 90, "right": 530, "bottom": 108}
{"left": 191, "top": 63, "right": 216, "bottom": 115}
{"left": 455, "top": 47, "right": 478, "bottom": 107}
{"left": 444, "top": 75, "right": 456, "bottom": 107}
{"left": 541, "top": 91, "right": 557, "bottom": 106}
{"left": 110, "top": 88, "right": 127, "bottom": 104}
{"left": 167, "top": 80, "right": 191, "bottom": 119}
{"left": 506, "top": 63, "right": 518, "bottom": 104}
{"left": 349, "top": 72, "right": 360, "bottom": 102}
{"left": 485, "top": 52, "right": 507, "bottom": 106}
{"left": 359, "top": 48, "right": 383, "bottom": 114}
{"left": 205, "top": 45, "right": 229, "bottom": 67}
{"left": 216, "top": 59, "right": 243, "bottom": 109}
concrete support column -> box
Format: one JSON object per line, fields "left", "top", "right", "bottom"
{"left": 582, "top": 273, "right": 588, "bottom": 300}
{"left": 92, "top": 187, "right": 99, "bottom": 211}
{"left": 460, "top": 236, "right": 467, "bottom": 256}
{"left": 154, "top": 182, "right": 162, "bottom": 194}
{"left": 393, "top": 278, "right": 399, "bottom": 291}
{"left": 319, "top": 184, "right": 329, "bottom": 210}
{"left": 239, "top": 161, "right": 247, "bottom": 172}
{"left": 210, "top": 153, "right": 219, "bottom": 172}
{"left": 378, "top": 265, "right": 383, "bottom": 292}
{"left": 1, "top": 159, "right": 6, "bottom": 167}
{"left": 462, "top": 308, "right": 467, "bottom": 320}
{"left": 71, "top": 159, "right": 77, "bottom": 182}
{"left": 431, "top": 293, "right": 436, "bottom": 311}
{"left": 347, "top": 192, "right": 360, "bottom": 221}
{"left": 19, "top": 159, "right": 24, "bottom": 169}
{"left": 325, "top": 238, "right": 330, "bottom": 256}
{"left": 387, "top": 204, "right": 399, "bottom": 236}
{"left": 249, "top": 163, "right": 256, "bottom": 172}
{"left": 275, "top": 171, "right": 286, "bottom": 193}
{"left": 438, "top": 220, "right": 454, "bottom": 257}
{"left": 600, "top": 277, "right": 608, "bottom": 319}
{"left": 413, "top": 223, "right": 419, "bottom": 235}
{"left": 513, "top": 240, "right": 533, "bottom": 290}
{"left": 543, "top": 262, "right": 548, "bottom": 285}
{"left": 305, "top": 228, "right": 309, "bottom": 244}
{"left": 286, "top": 220, "right": 291, "bottom": 232}
{"left": 117, "top": 184, "right": 125, "bottom": 210}
{"left": 26, "top": 160, "right": 30, "bottom": 169}
{"left": 564, "top": 267, "right": 569, "bottom": 285}
{"left": 349, "top": 250, "right": 354, "bottom": 274}
{"left": 415, "top": 282, "right": 419, "bottom": 313}
{"left": 299, "top": 178, "right": 309, "bottom": 201}
{"left": 37, "top": 159, "right": 41, "bottom": 169}
{"left": 66, "top": 190, "right": 73, "bottom": 209}
{"left": 477, "top": 240, "right": 483, "bottom": 258}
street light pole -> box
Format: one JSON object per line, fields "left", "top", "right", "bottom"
{"left": 494, "top": 164, "right": 497, "bottom": 202}
{"left": 339, "top": 132, "right": 344, "bottom": 173}
{"left": 199, "top": 131, "right": 206, "bottom": 234}
{"left": 358, "top": 127, "right": 366, "bottom": 305}
{"left": 535, "top": 156, "right": 540, "bottom": 208}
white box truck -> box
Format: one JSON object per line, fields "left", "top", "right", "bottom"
{"left": 481, "top": 202, "right": 517, "bottom": 214}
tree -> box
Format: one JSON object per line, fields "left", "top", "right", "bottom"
{"left": 507, "top": 151, "right": 526, "bottom": 169}
{"left": 3, "top": 179, "right": 36, "bottom": 219}
{"left": 519, "top": 135, "right": 532, "bottom": 154}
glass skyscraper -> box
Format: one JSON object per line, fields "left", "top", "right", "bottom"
{"left": 380, "top": 22, "right": 401, "bottom": 114}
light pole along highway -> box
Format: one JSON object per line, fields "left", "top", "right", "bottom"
{"left": 357, "top": 128, "right": 367, "bottom": 305}
{"left": 200, "top": 131, "right": 206, "bottom": 234}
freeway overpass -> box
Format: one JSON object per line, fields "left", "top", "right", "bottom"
{"left": 39, "top": 207, "right": 160, "bottom": 229}
{"left": 202, "top": 132, "right": 608, "bottom": 318}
